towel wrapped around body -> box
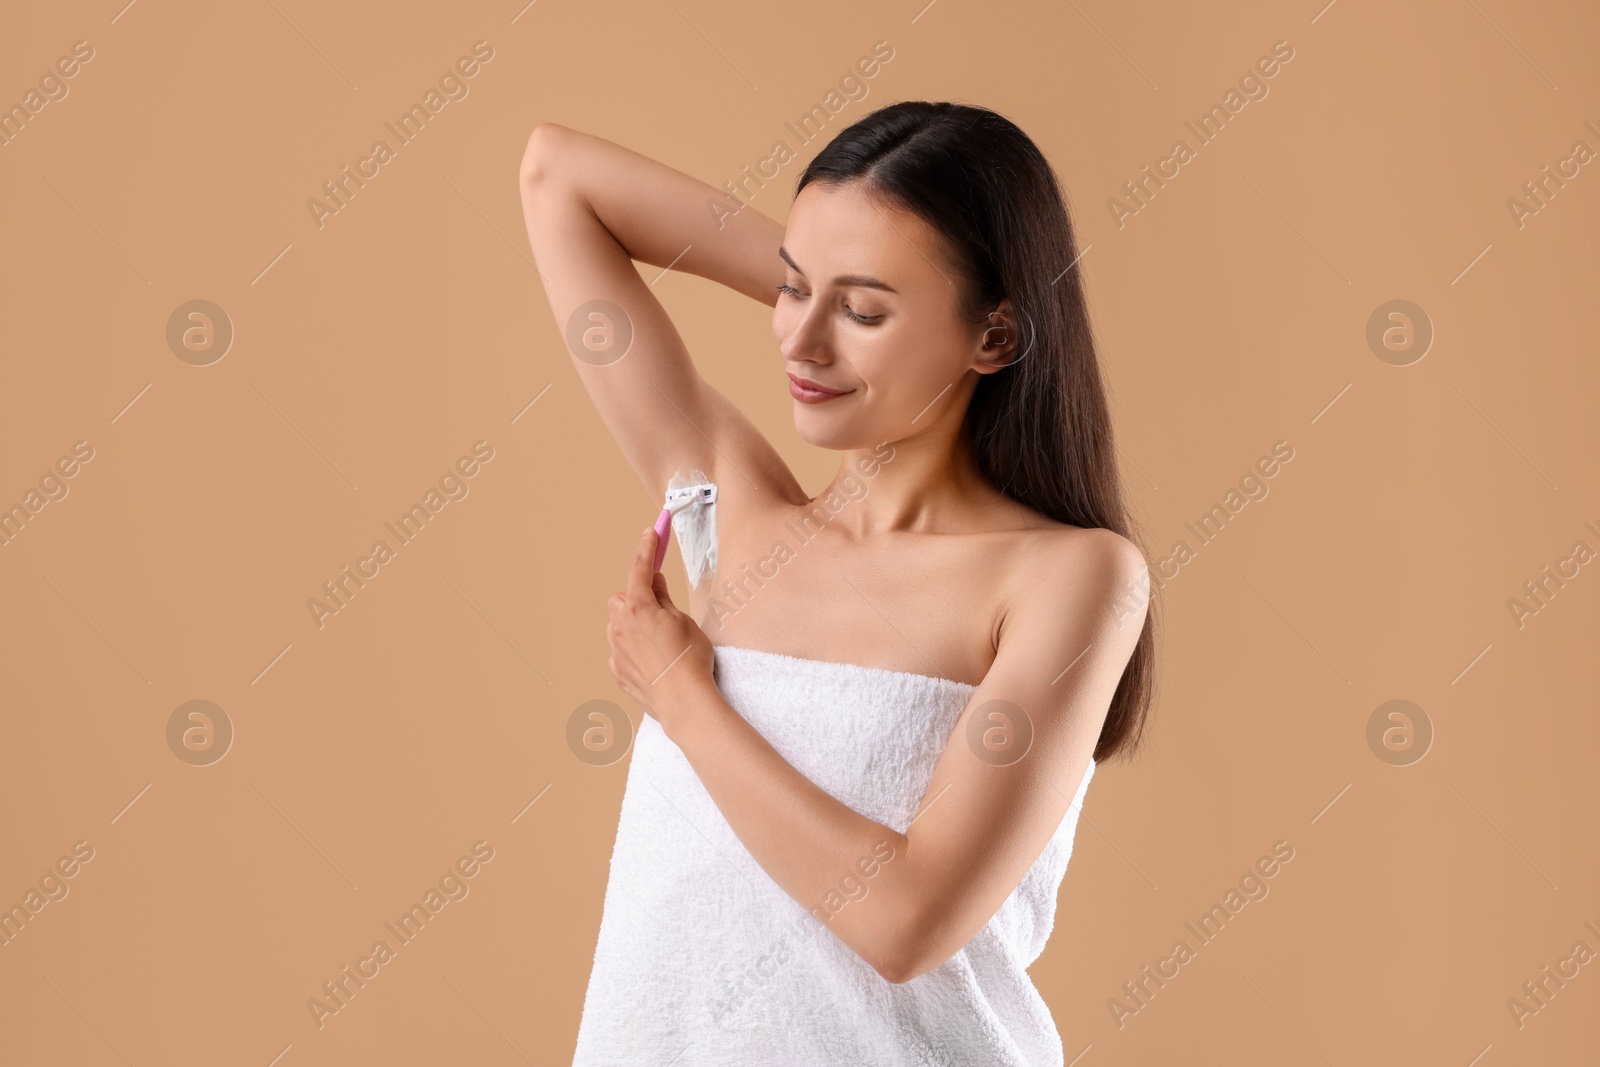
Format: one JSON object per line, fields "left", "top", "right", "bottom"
{"left": 571, "top": 642, "right": 1097, "bottom": 1067}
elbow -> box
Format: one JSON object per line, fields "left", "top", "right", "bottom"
{"left": 874, "top": 957, "right": 917, "bottom": 986}
{"left": 868, "top": 913, "right": 940, "bottom": 986}
{"left": 874, "top": 946, "right": 937, "bottom": 986}
{"left": 519, "top": 121, "right": 570, "bottom": 188}
{"left": 869, "top": 890, "right": 971, "bottom": 984}
{"left": 852, "top": 866, "right": 949, "bottom": 984}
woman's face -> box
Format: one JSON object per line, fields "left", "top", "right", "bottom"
{"left": 771, "top": 180, "right": 1003, "bottom": 451}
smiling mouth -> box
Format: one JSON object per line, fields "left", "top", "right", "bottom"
{"left": 787, "top": 374, "right": 852, "bottom": 404}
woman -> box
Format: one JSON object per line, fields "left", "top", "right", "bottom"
{"left": 520, "top": 101, "right": 1158, "bottom": 1066}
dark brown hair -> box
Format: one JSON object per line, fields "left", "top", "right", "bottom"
{"left": 796, "top": 101, "right": 1158, "bottom": 763}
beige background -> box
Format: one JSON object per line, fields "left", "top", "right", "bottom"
{"left": 2, "top": 0, "right": 1596, "bottom": 1063}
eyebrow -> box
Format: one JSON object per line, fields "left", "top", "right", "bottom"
{"left": 778, "top": 246, "right": 898, "bottom": 294}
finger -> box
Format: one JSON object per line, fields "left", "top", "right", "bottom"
{"left": 650, "top": 570, "right": 672, "bottom": 607}
{"left": 627, "top": 526, "right": 657, "bottom": 605}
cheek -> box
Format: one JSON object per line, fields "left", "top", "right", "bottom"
{"left": 867, "top": 324, "right": 950, "bottom": 387}
{"left": 903, "top": 318, "right": 972, "bottom": 378}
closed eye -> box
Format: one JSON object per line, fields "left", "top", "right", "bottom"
{"left": 776, "top": 283, "right": 882, "bottom": 325}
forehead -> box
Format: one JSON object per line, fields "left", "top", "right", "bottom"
{"left": 784, "top": 180, "right": 956, "bottom": 288}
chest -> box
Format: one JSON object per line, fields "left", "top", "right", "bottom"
{"left": 683, "top": 499, "right": 1018, "bottom": 687}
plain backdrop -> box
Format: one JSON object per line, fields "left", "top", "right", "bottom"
{"left": 0, "top": 1, "right": 1596, "bottom": 1064}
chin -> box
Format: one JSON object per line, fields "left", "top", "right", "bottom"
{"left": 792, "top": 420, "right": 840, "bottom": 450}
{"left": 792, "top": 412, "right": 879, "bottom": 452}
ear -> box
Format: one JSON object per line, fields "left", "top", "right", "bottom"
{"left": 971, "top": 298, "right": 1020, "bottom": 374}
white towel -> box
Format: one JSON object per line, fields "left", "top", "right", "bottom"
{"left": 571, "top": 644, "right": 1097, "bottom": 1066}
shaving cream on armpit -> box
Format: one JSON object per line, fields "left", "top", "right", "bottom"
{"left": 652, "top": 469, "right": 717, "bottom": 588}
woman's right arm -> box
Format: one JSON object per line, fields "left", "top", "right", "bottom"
{"left": 517, "top": 122, "right": 802, "bottom": 505}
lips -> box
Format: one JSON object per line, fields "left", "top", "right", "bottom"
{"left": 787, "top": 373, "right": 852, "bottom": 403}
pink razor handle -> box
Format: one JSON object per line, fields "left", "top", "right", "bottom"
{"left": 652, "top": 507, "right": 674, "bottom": 573}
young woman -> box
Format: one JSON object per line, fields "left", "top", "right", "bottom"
{"left": 520, "top": 101, "right": 1158, "bottom": 1066}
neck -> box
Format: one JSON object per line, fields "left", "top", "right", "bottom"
{"left": 825, "top": 419, "right": 992, "bottom": 538}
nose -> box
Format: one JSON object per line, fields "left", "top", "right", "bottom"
{"left": 775, "top": 294, "right": 832, "bottom": 366}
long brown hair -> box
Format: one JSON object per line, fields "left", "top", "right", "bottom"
{"left": 796, "top": 101, "right": 1158, "bottom": 763}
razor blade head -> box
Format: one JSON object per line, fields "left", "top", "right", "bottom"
{"left": 664, "top": 482, "right": 717, "bottom": 507}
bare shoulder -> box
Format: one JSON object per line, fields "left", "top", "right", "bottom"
{"left": 975, "top": 519, "right": 1147, "bottom": 735}
{"left": 1052, "top": 525, "right": 1147, "bottom": 582}
{"left": 1006, "top": 511, "right": 1145, "bottom": 582}
{"left": 997, "top": 520, "right": 1149, "bottom": 641}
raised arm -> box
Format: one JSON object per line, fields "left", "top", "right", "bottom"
{"left": 517, "top": 122, "right": 802, "bottom": 504}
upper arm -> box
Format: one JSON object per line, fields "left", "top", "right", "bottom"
{"left": 881, "top": 529, "right": 1149, "bottom": 983}
{"left": 516, "top": 124, "right": 800, "bottom": 506}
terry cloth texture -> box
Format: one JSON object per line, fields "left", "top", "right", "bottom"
{"left": 571, "top": 643, "right": 1097, "bottom": 1067}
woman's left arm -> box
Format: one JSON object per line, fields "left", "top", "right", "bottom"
{"left": 607, "top": 525, "right": 1149, "bottom": 984}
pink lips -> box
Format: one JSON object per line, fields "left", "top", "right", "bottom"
{"left": 787, "top": 373, "right": 852, "bottom": 404}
